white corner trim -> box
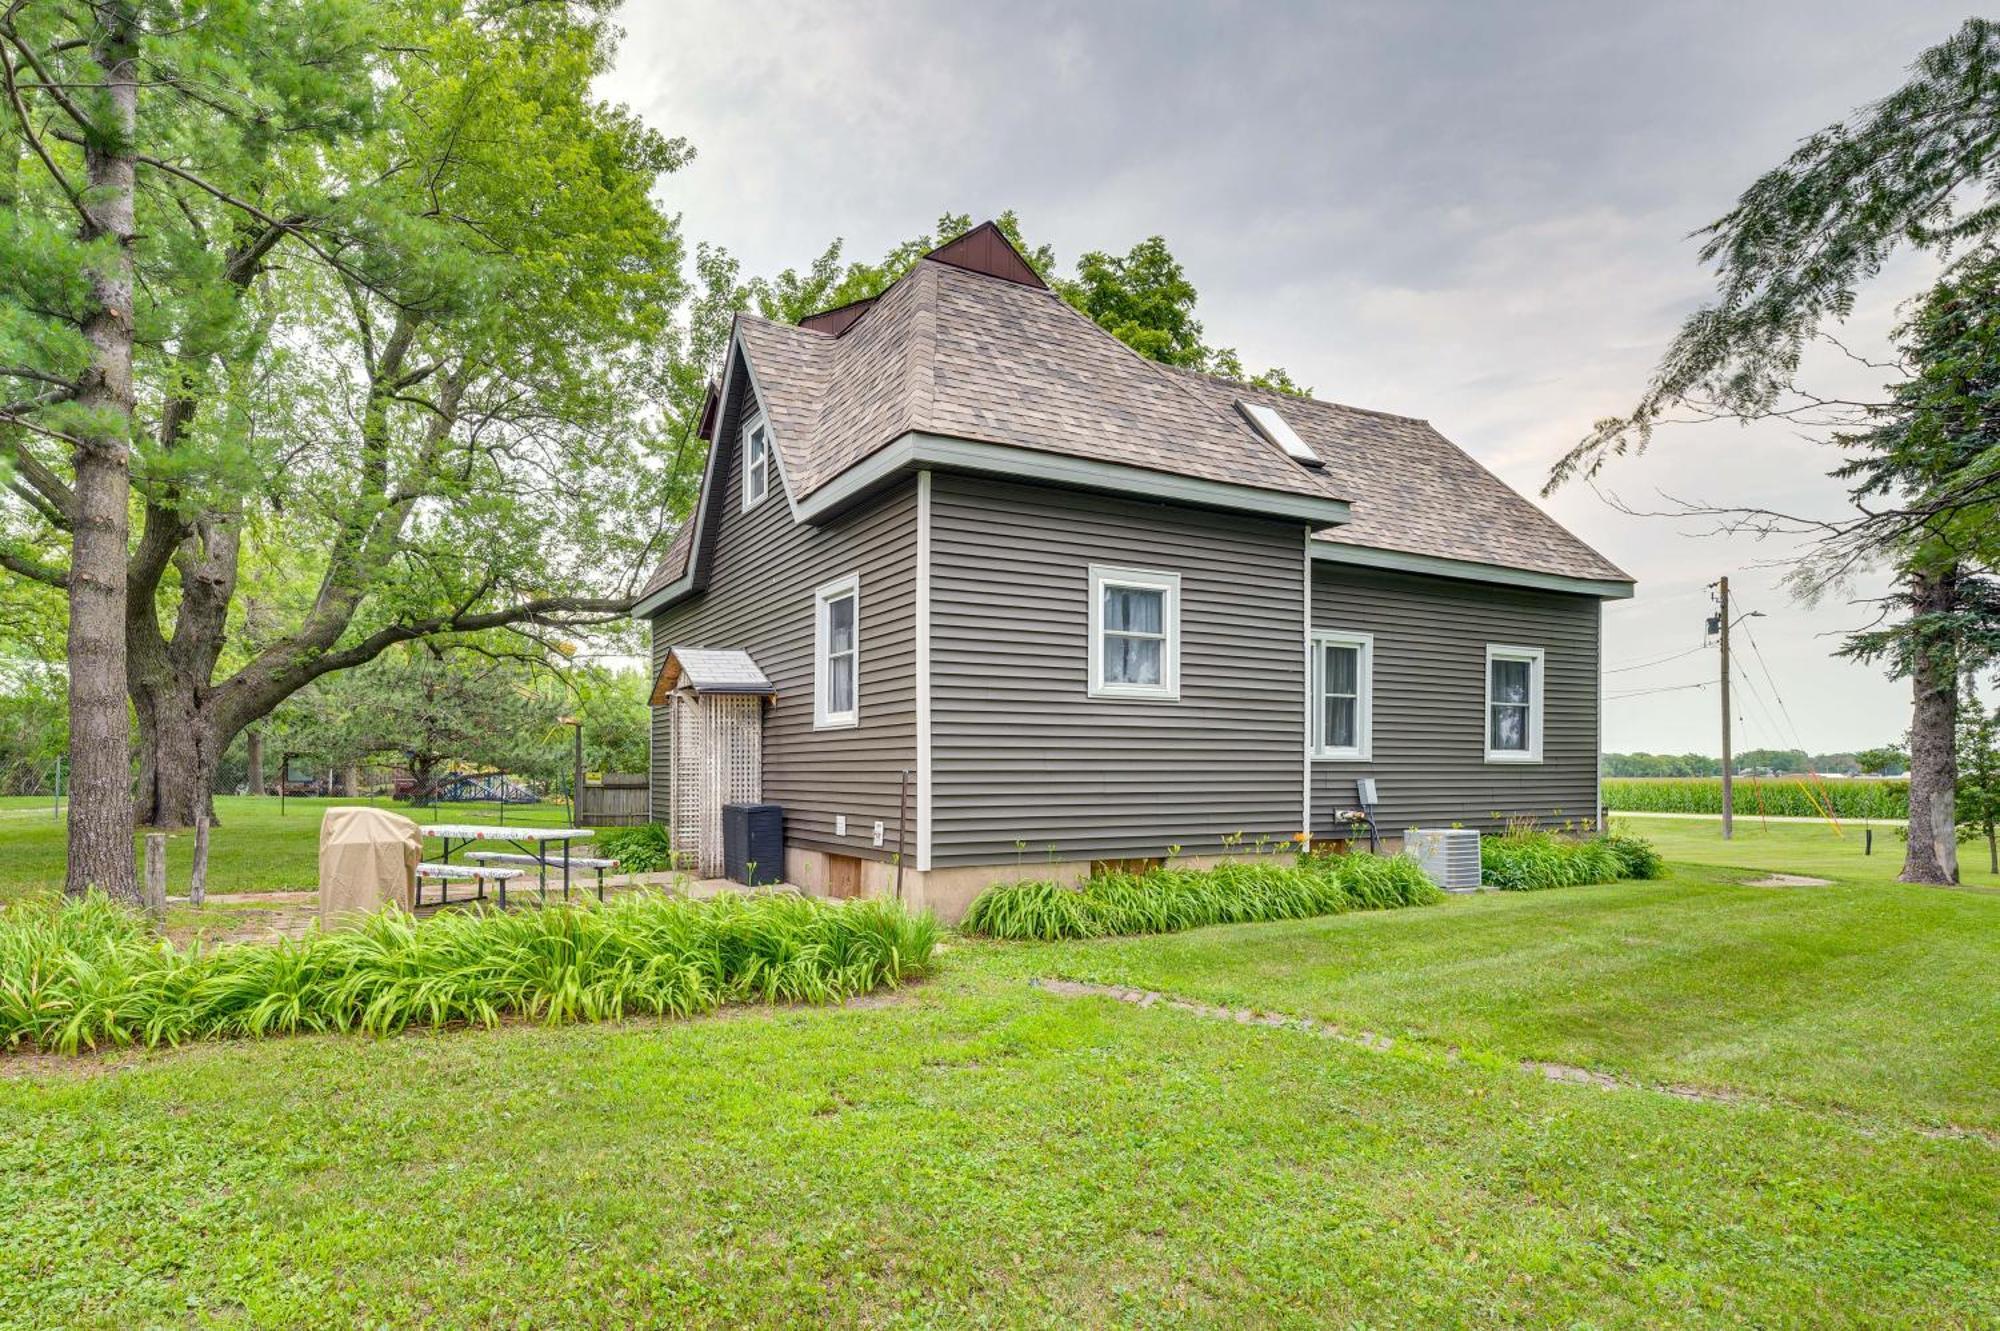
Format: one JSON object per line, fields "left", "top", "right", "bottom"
{"left": 1300, "top": 528, "right": 1312, "bottom": 836}
{"left": 1484, "top": 642, "right": 1545, "bottom": 764}
{"left": 915, "top": 470, "right": 933, "bottom": 872}
{"left": 1310, "top": 629, "right": 1375, "bottom": 762}
{"left": 1086, "top": 564, "right": 1181, "bottom": 700}
{"left": 1309, "top": 538, "right": 1634, "bottom": 600}
{"left": 813, "top": 572, "right": 861, "bottom": 730}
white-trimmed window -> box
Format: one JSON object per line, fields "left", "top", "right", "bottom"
{"left": 814, "top": 574, "right": 860, "bottom": 729}
{"left": 1485, "top": 644, "right": 1544, "bottom": 763}
{"left": 1312, "top": 631, "right": 1373, "bottom": 760}
{"left": 1088, "top": 565, "right": 1180, "bottom": 699}
{"left": 741, "top": 413, "right": 772, "bottom": 510}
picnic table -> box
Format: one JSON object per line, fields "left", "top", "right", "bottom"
{"left": 419, "top": 823, "right": 596, "bottom": 909}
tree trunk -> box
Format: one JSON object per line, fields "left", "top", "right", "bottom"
{"left": 1901, "top": 569, "right": 1960, "bottom": 885}
{"left": 131, "top": 679, "right": 224, "bottom": 829}
{"left": 247, "top": 728, "right": 266, "bottom": 796}
{"left": 63, "top": 6, "right": 141, "bottom": 902}
{"left": 341, "top": 763, "right": 361, "bottom": 798}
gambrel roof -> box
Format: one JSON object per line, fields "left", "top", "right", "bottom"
{"left": 640, "top": 222, "right": 1629, "bottom": 606}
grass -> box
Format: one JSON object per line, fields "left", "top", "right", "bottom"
{"left": 0, "top": 795, "right": 580, "bottom": 903}
{"left": 0, "top": 892, "right": 938, "bottom": 1054}
{"left": 0, "top": 821, "right": 1994, "bottom": 1325}
{"left": 1616, "top": 813, "right": 2000, "bottom": 890}
{"left": 960, "top": 853, "right": 1440, "bottom": 940}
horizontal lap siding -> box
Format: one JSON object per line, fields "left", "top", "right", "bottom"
{"left": 930, "top": 475, "right": 1306, "bottom": 865}
{"left": 648, "top": 367, "right": 917, "bottom": 860}
{"left": 1311, "top": 566, "right": 1600, "bottom": 832}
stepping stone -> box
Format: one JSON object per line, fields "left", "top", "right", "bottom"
{"left": 1743, "top": 873, "right": 1834, "bottom": 887}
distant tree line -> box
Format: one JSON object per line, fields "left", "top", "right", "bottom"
{"left": 1603, "top": 748, "right": 1909, "bottom": 777}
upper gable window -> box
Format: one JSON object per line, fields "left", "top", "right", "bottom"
{"left": 741, "top": 413, "right": 772, "bottom": 510}
{"left": 1088, "top": 565, "right": 1180, "bottom": 700}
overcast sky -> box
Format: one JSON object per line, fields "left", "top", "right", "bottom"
{"left": 602, "top": 1, "right": 1972, "bottom": 756}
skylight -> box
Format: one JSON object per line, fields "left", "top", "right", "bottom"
{"left": 1236, "top": 401, "right": 1323, "bottom": 468}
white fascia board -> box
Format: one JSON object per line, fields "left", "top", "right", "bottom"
{"left": 799, "top": 431, "right": 1355, "bottom": 527}
{"left": 1309, "top": 538, "right": 1635, "bottom": 600}
{"left": 633, "top": 327, "right": 805, "bottom": 621}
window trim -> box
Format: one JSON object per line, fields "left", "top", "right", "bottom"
{"left": 740, "top": 411, "right": 771, "bottom": 511}
{"left": 1311, "top": 630, "right": 1373, "bottom": 761}
{"left": 1484, "top": 644, "right": 1544, "bottom": 764}
{"left": 813, "top": 573, "right": 860, "bottom": 729}
{"left": 1087, "top": 565, "right": 1181, "bottom": 700}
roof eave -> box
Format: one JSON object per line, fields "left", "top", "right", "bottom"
{"left": 1309, "top": 538, "right": 1635, "bottom": 599}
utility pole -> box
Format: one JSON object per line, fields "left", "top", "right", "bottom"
{"left": 1717, "top": 576, "right": 1733, "bottom": 841}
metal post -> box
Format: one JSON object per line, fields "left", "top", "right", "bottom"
{"left": 570, "top": 721, "right": 585, "bottom": 828}
{"left": 1718, "top": 576, "right": 1733, "bottom": 841}
{"left": 52, "top": 755, "right": 61, "bottom": 820}
{"left": 280, "top": 752, "right": 289, "bottom": 817}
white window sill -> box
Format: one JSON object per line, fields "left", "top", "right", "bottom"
{"left": 1312, "top": 749, "right": 1370, "bottom": 763}
{"left": 1485, "top": 752, "right": 1543, "bottom": 765}
{"left": 814, "top": 714, "right": 859, "bottom": 731}
{"left": 1087, "top": 684, "right": 1180, "bottom": 702}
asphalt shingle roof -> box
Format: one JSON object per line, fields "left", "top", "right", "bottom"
{"left": 643, "top": 249, "right": 1629, "bottom": 596}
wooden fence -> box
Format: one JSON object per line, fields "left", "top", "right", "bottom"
{"left": 577, "top": 773, "right": 650, "bottom": 827}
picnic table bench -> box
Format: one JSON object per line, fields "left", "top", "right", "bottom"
{"left": 415, "top": 862, "right": 523, "bottom": 909}
{"left": 466, "top": 851, "right": 621, "bottom": 902}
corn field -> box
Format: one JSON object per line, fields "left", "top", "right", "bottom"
{"left": 1603, "top": 777, "right": 1908, "bottom": 820}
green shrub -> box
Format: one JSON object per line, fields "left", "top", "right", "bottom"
{"left": 959, "top": 853, "right": 1442, "bottom": 942}
{"left": 1603, "top": 776, "right": 1906, "bottom": 820}
{"left": 1602, "top": 833, "right": 1666, "bottom": 880}
{"left": 595, "top": 823, "right": 676, "bottom": 873}
{"left": 1479, "top": 830, "right": 1660, "bottom": 890}
{"left": 0, "top": 890, "right": 938, "bottom": 1055}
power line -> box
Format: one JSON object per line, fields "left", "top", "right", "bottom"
{"left": 1606, "top": 679, "right": 1715, "bottom": 701}
{"left": 1605, "top": 641, "right": 1712, "bottom": 674}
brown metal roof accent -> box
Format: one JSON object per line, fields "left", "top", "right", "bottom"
{"left": 798, "top": 295, "right": 879, "bottom": 336}
{"left": 923, "top": 220, "right": 1047, "bottom": 289}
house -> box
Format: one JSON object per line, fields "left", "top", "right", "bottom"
{"left": 637, "top": 222, "right": 1632, "bottom": 918}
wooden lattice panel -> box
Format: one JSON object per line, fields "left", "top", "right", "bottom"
{"left": 669, "top": 690, "right": 765, "bottom": 878}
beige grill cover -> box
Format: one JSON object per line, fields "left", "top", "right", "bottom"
{"left": 318, "top": 806, "right": 421, "bottom": 929}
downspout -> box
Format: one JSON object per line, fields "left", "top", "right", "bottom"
{"left": 1301, "top": 527, "right": 1313, "bottom": 842}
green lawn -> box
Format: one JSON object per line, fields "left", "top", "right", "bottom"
{"left": 1, "top": 825, "right": 1995, "bottom": 1326}
{"left": 1613, "top": 812, "right": 2000, "bottom": 889}
{"left": 0, "top": 795, "right": 578, "bottom": 903}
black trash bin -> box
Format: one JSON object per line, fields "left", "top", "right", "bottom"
{"left": 722, "top": 803, "right": 784, "bottom": 886}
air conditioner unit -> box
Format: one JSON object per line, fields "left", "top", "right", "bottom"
{"left": 1405, "top": 827, "right": 1482, "bottom": 891}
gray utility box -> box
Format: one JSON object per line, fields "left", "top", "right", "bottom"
{"left": 722, "top": 802, "right": 784, "bottom": 886}
{"left": 1405, "top": 827, "right": 1482, "bottom": 891}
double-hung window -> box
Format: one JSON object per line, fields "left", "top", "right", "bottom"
{"left": 814, "top": 574, "right": 860, "bottom": 728}
{"left": 1485, "top": 645, "right": 1544, "bottom": 762}
{"left": 742, "top": 413, "right": 771, "bottom": 510}
{"left": 1088, "top": 565, "right": 1180, "bottom": 699}
{"left": 1312, "top": 632, "right": 1373, "bottom": 759}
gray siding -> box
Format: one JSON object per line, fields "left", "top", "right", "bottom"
{"left": 649, "top": 361, "right": 917, "bottom": 861}
{"left": 1311, "top": 565, "right": 1601, "bottom": 833}
{"left": 929, "top": 475, "right": 1307, "bottom": 866}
